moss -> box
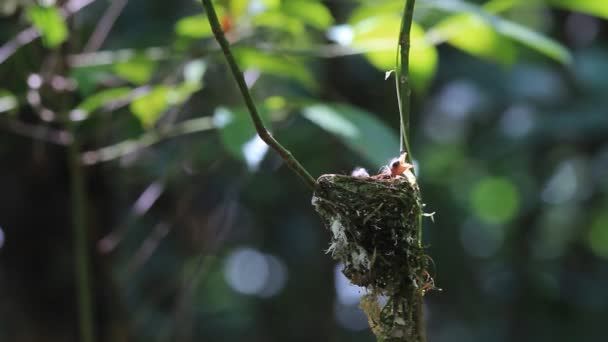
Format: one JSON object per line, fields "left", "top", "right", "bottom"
{"left": 312, "top": 174, "right": 432, "bottom": 341}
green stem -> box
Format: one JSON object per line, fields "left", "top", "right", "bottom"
{"left": 200, "top": 0, "right": 316, "bottom": 190}
{"left": 397, "top": 0, "right": 416, "bottom": 164}
{"left": 398, "top": 1, "right": 426, "bottom": 342}
{"left": 68, "top": 124, "right": 95, "bottom": 342}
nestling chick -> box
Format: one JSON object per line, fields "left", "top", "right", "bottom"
{"left": 388, "top": 151, "right": 413, "bottom": 177}
{"left": 351, "top": 167, "right": 371, "bottom": 178}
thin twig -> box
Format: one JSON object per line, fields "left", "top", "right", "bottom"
{"left": 0, "top": 118, "right": 72, "bottom": 145}
{"left": 81, "top": 116, "right": 215, "bottom": 164}
{"left": 200, "top": 0, "right": 316, "bottom": 190}
{"left": 83, "top": 0, "right": 129, "bottom": 52}
{"left": 397, "top": 0, "right": 416, "bottom": 164}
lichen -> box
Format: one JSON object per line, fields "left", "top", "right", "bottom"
{"left": 312, "top": 174, "right": 433, "bottom": 342}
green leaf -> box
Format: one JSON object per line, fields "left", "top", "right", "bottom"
{"left": 235, "top": 48, "right": 315, "bottom": 89}
{"left": 348, "top": 2, "right": 403, "bottom": 25}
{"left": 432, "top": 13, "right": 517, "bottom": 64}
{"left": 351, "top": 15, "right": 437, "bottom": 90}
{"left": 70, "top": 65, "right": 114, "bottom": 96}
{"left": 76, "top": 87, "right": 131, "bottom": 114}
{"left": 282, "top": 0, "right": 334, "bottom": 30}
{"left": 113, "top": 57, "right": 157, "bottom": 85}
{"left": 425, "top": 0, "right": 572, "bottom": 64}
{"left": 252, "top": 11, "right": 305, "bottom": 36}
{"left": 302, "top": 104, "right": 399, "bottom": 166}
{"left": 492, "top": 17, "right": 571, "bottom": 64}
{"left": 130, "top": 86, "right": 170, "bottom": 128}
{"left": 0, "top": 89, "right": 18, "bottom": 114}
{"left": 549, "top": 0, "right": 608, "bottom": 19}
{"left": 129, "top": 79, "right": 201, "bottom": 128}
{"left": 26, "top": 5, "right": 68, "bottom": 48}
{"left": 587, "top": 209, "right": 608, "bottom": 259}
{"left": 214, "top": 106, "right": 270, "bottom": 169}
{"left": 175, "top": 14, "right": 213, "bottom": 39}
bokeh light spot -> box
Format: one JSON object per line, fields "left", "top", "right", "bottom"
{"left": 0, "top": 225, "right": 4, "bottom": 249}
{"left": 471, "top": 177, "right": 519, "bottom": 224}
{"left": 587, "top": 211, "right": 608, "bottom": 259}
{"left": 224, "top": 247, "right": 287, "bottom": 298}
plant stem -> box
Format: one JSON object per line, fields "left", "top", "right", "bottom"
{"left": 398, "top": 1, "right": 426, "bottom": 342}
{"left": 397, "top": 0, "right": 416, "bottom": 165}
{"left": 200, "top": 0, "right": 316, "bottom": 190}
{"left": 68, "top": 124, "right": 95, "bottom": 342}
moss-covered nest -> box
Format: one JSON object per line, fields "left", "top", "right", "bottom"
{"left": 312, "top": 173, "right": 433, "bottom": 341}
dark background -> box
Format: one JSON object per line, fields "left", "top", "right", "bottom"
{"left": 1, "top": 0, "right": 607, "bottom": 341}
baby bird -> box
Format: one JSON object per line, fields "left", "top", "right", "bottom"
{"left": 388, "top": 151, "right": 413, "bottom": 177}
{"left": 351, "top": 152, "right": 413, "bottom": 179}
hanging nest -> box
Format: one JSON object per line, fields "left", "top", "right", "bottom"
{"left": 312, "top": 171, "right": 434, "bottom": 341}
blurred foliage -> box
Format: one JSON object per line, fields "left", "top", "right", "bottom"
{"left": 0, "top": 0, "right": 607, "bottom": 342}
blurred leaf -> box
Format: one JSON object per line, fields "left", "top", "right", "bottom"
{"left": 252, "top": 11, "right": 304, "bottom": 36}
{"left": 214, "top": 106, "right": 270, "bottom": 169}
{"left": 26, "top": 4, "right": 68, "bottom": 48}
{"left": 426, "top": 0, "right": 571, "bottom": 64}
{"left": 282, "top": 0, "right": 333, "bottom": 30}
{"left": 76, "top": 87, "right": 131, "bottom": 114}
{"left": 351, "top": 15, "right": 437, "bottom": 90}
{"left": 229, "top": 0, "right": 249, "bottom": 18}
{"left": 175, "top": 13, "right": 214, "bottom": 39}
{"left": 433, "top": 13, "right": 517, "bottom": 64}
{"left": 130, "top": 86, "right": 170, "bottom": 127}
{"left": 113, "top": 57, "right": 157, "bottom": 85}
{"left": 549, "top": 0, "right": 608, "bottom": 19}
{"left": 471, "top": 177, "right": 520, "bottom": 225}
{"left": 493, "top": 18, "right": 571, "bottom": 64}
{"left": 235, "top": 48, "right": 315, "bottom": 89}
{"left": 587, "top": 209, "right": 608, "bottom": 259}
{"left": 410, "top": 23, "right": 439, "bottom": 91}
{"left": 70, "top": 65, "right": 114, "bottom": 95}
{"left": 302, "top": 104, "right": 398, "bottom": 166}
{"left": 348, "top": 2, "right": 403, "bottom": 25}
{"left": 0, "top": 90, "right": 17, "bottom": 114}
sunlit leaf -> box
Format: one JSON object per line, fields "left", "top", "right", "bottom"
{"left": 252, "top": 11, "right": 305, "bottom": 36}
{"left": 432, "top": 13, "right": 516, "bottom": 64}
{"left": 26, "top": 5, "right": 68, "bottom": 48}
{"left": 471, "top": 177, "right": 520, "bottom": 224}
{"left": 425, "top": 0, "right": 571, "bottom": 64}
{"left": 302, "top": 104, "right": 399, "bottom": 166}
{"left": 348, "top": 2, "right": 403, "bottom": 25}
{"left": 76, "top": 87, "right": 131, "bottom": 114}
{"left": 113, "top": 57, "right": 157, "bottom": 85}
{"left": 351, "top": 15, "right": 437, "bottom": 90}
{"left": 235, "top": 48, "right": 315, "bottom": 89}
{"left": 282, "top": 0, "right": 334, "bottom": 30}
{"left": 130, "top": 86, "right": 170, "bottom": 128}
{"left": 0, "top": 89, "right": 18, "bottom": 114}
{"left": 175, "top": 14, "right": 213, "bottom": 38}
{"left": 214, "top": 106, "right": 270, "bottom": 170}
{"left": 549, "top": 0, "right": 608, "bottom": 19}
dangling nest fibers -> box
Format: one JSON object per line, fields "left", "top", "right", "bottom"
{"left": 312, "top": 173, "right": 433, "bottom": 341}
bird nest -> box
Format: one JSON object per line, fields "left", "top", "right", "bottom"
{"left": 312, "top": 172, "right": 433, "bottom": 341}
